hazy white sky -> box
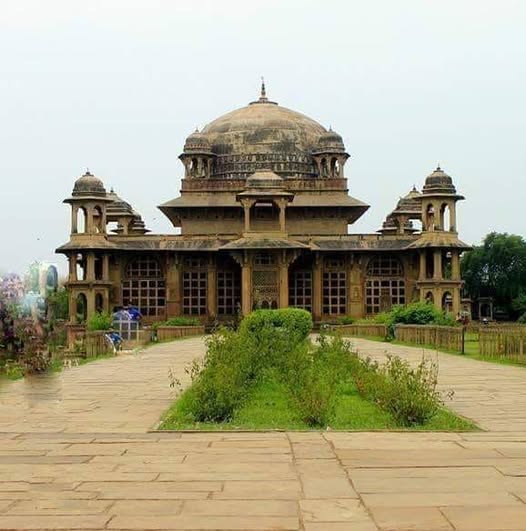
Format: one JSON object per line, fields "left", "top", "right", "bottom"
{"left": 1, "top": 0, "right": 525, "bottom": 276}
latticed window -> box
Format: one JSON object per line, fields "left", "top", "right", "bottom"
{"left": 122, "top": 257, "right": 165, "bottom": 317}
{"left": 252, "top": 270, "right": 278, "bottom": 309}
{"left": 289, "top": 270, "right": 312, "bottom": 312}
{"left": 183, "top": 258, "right": 207, "bottom": 315}
{"left": 323, "top": 271, "right": 346, "bottom": 315}
{"left": 254, "top": 252, "right": 275, "bottom": 266}
{"left": 365, "top": 256, "right": 405, "bottom": 314}
{"left": 366, "top": 256, "right": 403, "bottom": 277}
{"left": 217, "top": 270, "right": 240, "bottom": 315}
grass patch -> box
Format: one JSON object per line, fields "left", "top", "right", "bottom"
{"left": 159, "top": 368, "right": 477, "bottom": 432}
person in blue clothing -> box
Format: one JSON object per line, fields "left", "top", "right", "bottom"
{"left": 127, "top": 307, "right": 142, "bottom": 321}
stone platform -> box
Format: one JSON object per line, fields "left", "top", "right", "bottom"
{"left": 1, "top": 337, "right": 526, "bottom": 530}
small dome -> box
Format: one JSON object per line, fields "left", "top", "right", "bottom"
{"left": 72, "top": 171, "right": 107, "bottom": 197}
{"left": 394, "top": 186, "right": 422, "bottom": 213}
{"left": 106, "top": 189, "right": 134, "bottom": 217}
{"left": 314, "top": 129, "right": 345, "bottom": 153}
{"left": 245, "top": 169, "right": 285, "bottom": 190}
{"left": 422, "top": 166, "right": 457, "bottom": 195}
{"left": 183, "top": 129, "right": 212, "bottom": 153}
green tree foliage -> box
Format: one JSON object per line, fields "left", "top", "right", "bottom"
{"left": 46, "top": 288, "right": 69, "bottom": 321}
{"left": 461, "top": 232, "right": 526, "bottom": 317}
{"left": 86, "top": 311, "right": 113, "bottom": 331}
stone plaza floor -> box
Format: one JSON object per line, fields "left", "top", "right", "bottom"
{"left": 1, "top": 336, "right": 526, "bottom": 530}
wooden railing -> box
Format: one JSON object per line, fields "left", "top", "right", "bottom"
{"left": 84, "top": 331, "right": 113, "bottom": 358}
{"left": 156, "top": 325, "right": 205, "bottom": 342}
{"left": 330, "top": 323, "right": 388, "bottom": 339}
{"left": 479, "top": 327, "right": 526, "bottom": 361}
{"left": 394, "top": 324, "right": 463, "bottom": 352}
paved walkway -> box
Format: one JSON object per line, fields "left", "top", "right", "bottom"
{"left": 0, "top": 337, "right": 525, "bottom": 530}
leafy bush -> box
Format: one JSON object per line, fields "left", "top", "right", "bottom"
{"left": 306, "top": 334, "right": 443, "bottom": 427}
{"left": 46, "top": 288, "right": 69, "bottom": 321}
{"left": 185, "top": 328, "right": 255, "bottom": 421}
{"left": 166, "top": 316, "right": 200, "bottom": 326}
{"left": 337, "top": 316, "right": 355, "bottom": 325}
{"left": 240, "top": 308, "right": 312, "bottom": 342}
{"left": 350, "top": 349, "right": 442, "bottom": 426}
{"left": 371, "top": 302, "right": 458, "bottom": 337}
{"left": 154, "top": 316, "right": 201, "bottom": 329}
{"left": 379, "top": 355, "right": 441, "bottom": 426}
{"left": 519, "top": 312, "right": 526, "bottom": 324}
{"left": 178, "top": 310, "right": 311, "bottom": 423}
{"left": 286, "top": 334, "right": 350, "bottom": 426}
{"left": 86, "top": 311, "right": 113, "bottom": 331}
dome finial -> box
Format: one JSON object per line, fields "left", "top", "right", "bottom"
{"left": 437, "top": 162, "right": 441, "bottom": 170}
{"left": 259, "top": 76, "right": 268, "bottom": 102}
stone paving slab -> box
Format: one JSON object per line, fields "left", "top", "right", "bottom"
{"left": 1, "top": 337, "right": 526, "bottom": 529}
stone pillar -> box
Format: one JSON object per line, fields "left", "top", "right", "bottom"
{"left": 419, "top": 251, "right": 427, "bottom": 280}
{"left": 241, "top": 200, "right": 253, "bottom": 233}
{"left": 69, "top": 254, "right": 77, "bottom": 282}
{"left": 86, "top": 291, "right": 95, "bottom": 319}
{"left": 241, "top": 254, "right": 252, "bottom": 315}
{"left": 451, "top": 250, "right": 460, "bottom": 280}
{"left": 102, "top": 254, "right": 110, "bottom": 281}
{"left": 279, "top": 255, "right": 289, "bottom": 309}
{"left": 71, "top": 206, "right": 78, "bottom": 234}
{"left": 277, "top": 199, "right": 287, "bottom": 233}
{"left": 86, "top": 252, "right": 96, "bottom": 281}
{"left": 452, "top": 288, "right": 461, "bottom": 316}
{"left": 450, "top": 202, "right": 457, "bottom": 232}
{"left": 207, "top": 256, "right": 217, "bottom": 319}
{"left": 166, "top": 255, "right": 182, "bottom": 318}
{"left": 86, "top": 205, "right": 94, "bottom": 235}
{"left": 433, "top": 249, "right": 442, "bottom": 280}
{"left": 68, "top": 290, "right": 77, "bottom": 323}
{"left": 348, "top": 255, "right": 364, "bottom": 318}
{"left": 312, "top": 254, "right": 322, "bottom": 322}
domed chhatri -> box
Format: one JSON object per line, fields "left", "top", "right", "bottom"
{"left": 245, "top": 169, "right": 285, "bottom": 190}
{"left": 313, "top": 128, "right": 345, "bottom": 154}
{"left": 183, "top": 129, "right": 212, "bottom": 154}
{"left": 58, "top": 85, "right": 469, "bottom": 333}
{"left": 422, "top": 165, "right": 457, "bottom": 195}
{"left": 72, "top": 170, "right": 107, "bottom": 197}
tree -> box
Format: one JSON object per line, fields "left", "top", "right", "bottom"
{"left": 461, "top": 232, "right": 526, "bottom": 318}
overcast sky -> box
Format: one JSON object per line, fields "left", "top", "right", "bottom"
{"left": 1, "top": 0, "right": 525, "bottom": 276}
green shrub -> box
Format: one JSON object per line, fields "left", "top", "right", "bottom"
{"left": 380, "top": 355, "right": 441, "bottom": 426}
{"left": 519, "top": 312, "right": 526, "bottom": 324}
{"left": 153, "top": 316, "right": 201, "bottom": 330}
{"left": 46, "top": 288, "right": 69, "bottom": 321}
{"left": 240, "top": 308, "right": 312, "bottom": 342}
{"left": 337, "top": 316, "right": 355, "bottom": 325}
{"left": 350, "top": 351, "right": 442, "bottom": 426}
{"left": 86, "top": 311, "right": 113, "bottom": 331}
{"left": 286, "top": 334, "right": 351, "bottom": 426}
{"left": 181, "top": 310, "right": 312, "bottom": 423}
{"left": 187, "top": 328, "right": 255, "bottom": 421}
{"left": 372, "top": 302, "right": 458, "bottom": 337}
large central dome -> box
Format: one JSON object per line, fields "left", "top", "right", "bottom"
{"left": 180, "top": 85, "right": 347, "bottom": 180}
{"left": 202, "top": 100, "right": 327, "bottom": 156}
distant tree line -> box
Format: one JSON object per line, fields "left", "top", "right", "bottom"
{"left": 461, "top": 232, "right": 526, "bottom": 321}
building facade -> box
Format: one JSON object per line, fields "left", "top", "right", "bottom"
{"left": 57, "top": 85, "right": 469, "bottom": 326}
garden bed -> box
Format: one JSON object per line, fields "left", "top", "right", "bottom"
{"left": 159, "top": 368, "right": 475, "bottom": 431}
{"left": 159, "top": 309, "right": 477, "bottom": 432}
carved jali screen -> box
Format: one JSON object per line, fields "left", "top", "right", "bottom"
{"left": 252, "top": 269, "right": 278, "bottom": 309}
